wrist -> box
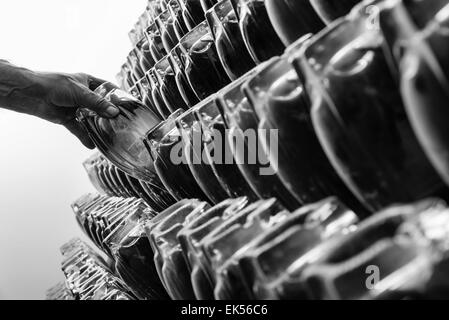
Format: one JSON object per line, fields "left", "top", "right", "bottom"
{"left": 0, "top": 61, "right": 39, "bottom": 98}
{"left": 0, "top": 61, "right": 49, "bottom": 114}
{"left": 20, "top": 69, "right": 53, "bottom": 99}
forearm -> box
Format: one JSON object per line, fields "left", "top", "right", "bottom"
{"left": 0, "top": 59, "right": 44, "bottom": 115}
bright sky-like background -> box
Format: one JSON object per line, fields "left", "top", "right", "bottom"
{"left": 0, "top": 0, "right": 146, "bottom": 299}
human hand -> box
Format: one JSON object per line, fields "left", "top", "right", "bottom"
{"left": 25, "top": 72, "right": 120, "bottom": 149}
{"left": 0, "top": 61, "right": 120, "bottom": 149}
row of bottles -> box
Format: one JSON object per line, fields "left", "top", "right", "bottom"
{"left": 71, "top": 195, "right": 168, "bottom": 300}
{"left": 56, "top": 0, "right": 449, "bottom": 300}
{"left": 76, "top": 0, "right": 449, "bottom": 217}
{"left": 66, "top": 193, "right": 449, "bottom": 300}
{"left": 48, "top": 238, "right": 136, "bottom": 300}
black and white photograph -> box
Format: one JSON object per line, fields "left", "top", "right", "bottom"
{"left": 1, "top": 0, "right": 449, "bottom": 305}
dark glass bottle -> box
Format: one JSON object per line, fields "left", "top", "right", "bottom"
{"left": 168, "top": 0, "right": 190, "bottom": 40}
{"left": 106, "top": 163, "right": 128, "bottom": 197}
{"left": 122, "top": 63, "right": 136, "bottom": 89}
{"left": 145, "top": 23, "right": 167, "bottom": 62}
{"left": 155, "top": 9, "right": 178, "bottom": 53}
{"left": 379, "top": 0, "right": 449, "bottom": 188}
{"left": 154, "top": 55, "right": 189, "bottom": 113}
{"left": 205, "top": 0, "right": 256, "bottom": 80}
{"left": 136, "top": 37, "right": 156, "bottom": 72}
{"left": 144, "top": 112, "right": 211, "bottom": 201}
{"left": 148, "top": 69, "right": 173, "bottom": 119}
{"left": 168, "top": 44, "right": 201, "bottom": 108}
{"left": 235, "top": 0, "right": 285, "bottom": 64}
{"left": 114, "top": 231, "right": 170, "bottom": 300}
{"left": 178, "top": 0, "right": 205, "bottom": 29}
{"left": 99, "top": 161, "right": 120, "bottom": 196}
{"left": 127, "top": 50, "right": 145, "bottom": 81}
{"left": 128, "top": 84, "right": 142, "bottom": 102}
{"left": 136, "top": 76, "right": 165, "bottom": 119}
{"left": 139, "top": 178, "right": 177, "bottom": 210}
{"left": 124, "top": 172, "right": 151, "bottom": 200}
{"left": 180, "top": 21, "right": 231, "bottom": 99}
{"left": 265, "top": 0, "right": 325, "bottom": 45}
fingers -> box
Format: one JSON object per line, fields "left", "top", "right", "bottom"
{"left": 44, "top": 72, "right": 120, "bottom": 118}
{"left": 73, "top": 84, "right": 120, "bottom": 118}
{"left": 64, "top": 120, "right": 96, "bottom": 149}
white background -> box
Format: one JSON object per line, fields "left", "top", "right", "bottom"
{"left": 0, "top": 0, "right": 146, "bottom": 299}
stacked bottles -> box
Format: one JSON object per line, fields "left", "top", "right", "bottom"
{"left": 148, "top": 196, "right": 358, "bottom": 299}
{"left": 297, "top": 198, "right": 449, "bottom": 300}
{"left": 378, "top": 0, "right": 449, "bottom": 191}
{"left": 71, "top": 194, "right": 170, "bottom": 300}
{"left": 55, "top": 0, "right": 449, "bottom": 300}
{"left": 58, "top": 239, "right": 135, "bottom": 300}
{"left": 109, "top": 1, "right": 372, "bottom": 216}
{"left": 60, "top": 194, "right": 449, "bottom": 300}
{"left": 135, "top": 194, "right": 449, "bottom": 299}
{"left": 97, "top": 0, "right": 449, "bottom": 224}
{"left": 289, "top": 0, "right": 449, "bottom": 212}
{"left": 83, "top": 153, "right": 175, "bottom": 213}
{"left": 121, "top": 0, "right": 289, "bottom": 98}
